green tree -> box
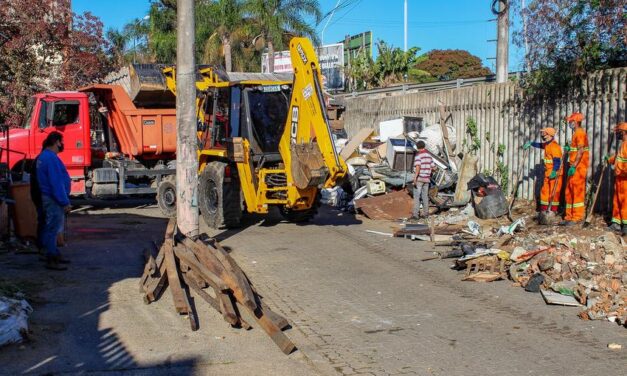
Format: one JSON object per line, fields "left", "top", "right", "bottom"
{"left": 514, "top": 0, "right": 626, "bottom": 95}
{"left": 201, "top": 0, "right": 247, "bottom": 71}
{"left": 372, "top": 41, "right": 420, "bottom": 87}
{"left": 124, "top": 17, "right": 150, "bottom": 63}
{"left": 345, "top": 48, "right": 375, "bottom": 90}
{"left": 106, "top": 29, "right": 129, "bottom": 67}
{"left": 415, "top": 49, "right": 492, "bottom": 81}
{"left": 244, "top": 0, "right": 321, "bottom": 72}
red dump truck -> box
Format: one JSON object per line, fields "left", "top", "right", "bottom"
{"left": 0, "top": 84, "right": 177, "bottom": 202}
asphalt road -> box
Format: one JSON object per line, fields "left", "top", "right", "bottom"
{"left": 0, "top": 205, "right": 625, "bottom": 375}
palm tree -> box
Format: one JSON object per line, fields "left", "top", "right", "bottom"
{"left": 244, "top": 0, "right": 321, "bottom": 73}
{"left": 200, "top": 0, "right": 245, "bottom": 72}
{"left": 106, "top": 29, "right": 129, "bottom": 67}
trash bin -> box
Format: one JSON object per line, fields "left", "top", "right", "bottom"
{"left": 9, "top": 183, "right": 37, "bottom": 240}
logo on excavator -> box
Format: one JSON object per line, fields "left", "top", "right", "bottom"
{"left": 297, "top": 44, "right": 308, "bottom": 64}
{"left": 290, "top": 106, "right": 299, "bottom": 143}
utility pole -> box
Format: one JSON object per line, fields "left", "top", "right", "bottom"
{"left": 176, "top": 0, "right": 199, "bottom": 238}
{"left": 495, "top": 0, "right": 509, "bottom": 83}
{"left": 404, "top": 0, "right": 408, "bottom": 52}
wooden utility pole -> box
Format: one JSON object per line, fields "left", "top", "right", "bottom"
{"left": 175, "top": 0, "right": 199, "bottom": 238}
{"left": 496, "top": 0, "right": 509, "bottom": 83}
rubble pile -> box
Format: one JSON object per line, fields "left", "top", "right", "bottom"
{"left": 507, "top": 230, "right": 627, "bottom": 325}
{"left": 410, "top": 205, "right": 627, "bottom": 328}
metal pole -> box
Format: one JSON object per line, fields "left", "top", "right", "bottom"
{"left": 176, "top": 0, "right": 199, "bottom": 238}
{"left": 496, "top": 0, "right": 509, "bottom": 83}
{"left": 404, "top": 0, "right": 408, "bottom": 52}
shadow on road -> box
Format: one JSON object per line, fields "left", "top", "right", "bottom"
{"left": 0, "top": 212, "right": 203, "bottom": 375}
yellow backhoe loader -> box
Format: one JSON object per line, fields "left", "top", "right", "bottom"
{"left": 159, "top": 37, "right": 347, "bottom": 228}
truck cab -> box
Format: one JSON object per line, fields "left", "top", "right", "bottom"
{"left": 0, "top": 92, "right": 92, "bottom": 194}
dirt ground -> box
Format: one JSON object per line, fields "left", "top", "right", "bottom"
{"left": 0, "top": 202, "right": 626, "bottom": 375}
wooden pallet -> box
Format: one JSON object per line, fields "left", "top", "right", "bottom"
{"left": 139, "top": 219, "right": 295, "bottom": 354}
{"left": 462, "top": 255, "right": 505, "bottom": 282}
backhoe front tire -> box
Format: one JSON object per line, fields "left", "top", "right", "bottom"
{"left": 199, "top": 161, "right": 242, "bottom": 229}
{"left": 279, "top": 195, "right": 320, "bottom": 223}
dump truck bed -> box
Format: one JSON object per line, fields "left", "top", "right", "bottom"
{"left": 80, "top": 84, "right": 177, "bottom": 160}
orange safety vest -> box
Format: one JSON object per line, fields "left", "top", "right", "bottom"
{"left": 568, "top": 127, "right": 589, "bottom": 167}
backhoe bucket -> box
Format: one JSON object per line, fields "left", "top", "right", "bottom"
{"left": 290, "top": 142, "right": 329, "bottom": 189}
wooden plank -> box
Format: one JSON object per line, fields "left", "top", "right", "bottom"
{"left": 141, "top": 243, "right": 169, "bottom": 303}
{"left": 235, "top": 301, "right": 296, "bottom": 355}
{"left": 202, "top": 238, "right": 258, "bottom": 310}
{"left": 163, "top": 241, "right": 190, "bottom": 314}
{"left": 173, "top": 245, "right": 229, "bottom": 292}
{"left": 260, "top": 302, "right": 290, "bottom": 330}
{"left": 182, "top": 237, "right": 258, "bottom": 311}
{"left": 182, "top": 271, "right": 240, "bottom": 326}
{"left": 218, "top": 292, "right": 239, "bottom": 326}
{"left": 339, "top": 127, "right": 374, "bottom": 161}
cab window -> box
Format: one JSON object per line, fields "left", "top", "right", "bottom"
{"left": 38, "top": 100, "right": 80, "bottom": 129}
{"left": 51, "top": 101, "right": 80, "bottom": 126}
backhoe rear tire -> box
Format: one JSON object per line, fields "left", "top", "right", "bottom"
{"left": 199, "top": 161, "right": 242, "bottom": 229}
{"left": 156, "top": 175, "right": 177, "bottom": 218}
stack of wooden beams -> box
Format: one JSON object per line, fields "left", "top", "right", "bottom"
{"left": 139, "top": 219, "right": 295, "bottom": 354}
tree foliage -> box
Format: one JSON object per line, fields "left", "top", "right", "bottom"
{"left": 113, "top": 0, "right": 322, "bottom": 72}
{"left": 346, "top": 41, "right": 423, "bottom": 90}
{"left": 0, "top": 0, "right": 109, "bottom": 127}
{"left": 415, "top": 49, "right": 492, "bottom": 82}
{"left": 514, "top": 0, "right": 626, "bottom": 95}
{"left": 244, "top": 0, "right": 321, "bottom": 72}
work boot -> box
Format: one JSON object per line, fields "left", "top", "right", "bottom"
{"left": 57, "top": 255, "right": 71, "bottom": 264}
{"left": 622, "top": 226, "right": 627, "bottom": 237}
{"left": 559, "top": 220, "right": 576, "bottom": 226}
{"left": 45, "top": 255, "right": 67, "bottom": 271}
{"left": 608, "top": 223, "right": 622, "bottom": 233}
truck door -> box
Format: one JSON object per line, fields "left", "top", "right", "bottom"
{"left": 34, "top": 99, "right": 89, "bottom": 168}
{"left": 34, "top": 98, "right": 90, "bottom": 194}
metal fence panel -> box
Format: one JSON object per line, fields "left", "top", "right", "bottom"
{"left": 341, "top": 67, "right": 627, "bottom": 214}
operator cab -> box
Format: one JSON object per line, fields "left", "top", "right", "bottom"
{"left": 199, "top": 82, "right": 292, "bottom": 165}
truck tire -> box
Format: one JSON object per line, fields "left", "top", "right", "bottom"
{"left": 157, "top": 175, "right": 176, "bottom": 218}
{"left": 199, "top": 162, "right": 241, "bottom": 229}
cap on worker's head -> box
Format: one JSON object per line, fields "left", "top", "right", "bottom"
{"left": 566, "top": 112, "right": 584, "bottom": 123}
{"left": 541, "top": 127, "right": 556, "bottom": 137}
{"left": 614, "top": 122, "right": 627, "bottom": 132}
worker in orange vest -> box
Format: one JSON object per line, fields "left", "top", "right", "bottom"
{"left": 606, "top": 122, "right": 627, "bottom": 235}
{"left": 562, "top": 112, "right": 589, "bottom": 225}
{"left": 523, "top": 127, "right": 562, "bottom": 213}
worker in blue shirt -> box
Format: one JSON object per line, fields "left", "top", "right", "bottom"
{"left": 36, "top": 132, "right": 71, "bottom": 270}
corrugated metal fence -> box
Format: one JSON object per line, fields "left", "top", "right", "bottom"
{"left": 342, "top": 67, "right": 627, "bottom": 213}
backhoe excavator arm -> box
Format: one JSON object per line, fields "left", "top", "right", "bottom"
{"left": 279, "top": 38, "right": 347, "bottom": 189}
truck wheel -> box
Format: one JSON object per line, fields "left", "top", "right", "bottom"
{"left": 157, "top": 176, "right": 176, "bottom": 218}
{"left": 199, "top": 162, "right": 241, "bottom": 229}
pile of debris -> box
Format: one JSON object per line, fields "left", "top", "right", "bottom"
{"left": 322, "top": 114, "right": 469, "bottom": 218}
{"left": 396, "top": 204, "right": 626, "bottom": 327}
{"left": 140, "top": 219, "right": 295, "bottom": 354}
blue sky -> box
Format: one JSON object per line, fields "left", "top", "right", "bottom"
{"left": 72, "top": 0, "right": 524, "bottom": 71}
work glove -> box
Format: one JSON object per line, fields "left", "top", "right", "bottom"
{"left": 548, "top": 170, "right": 558, "bottom": 179}
{"left": 523, "top": 141, "right": 532, "bottom": 150}
{"left": 567, "top": 165, "right": 576, "bottom": 177}
{"left": 604, "top": 154, "right": 612, "bottom": 164}
{"left": 563, "top": 145, "right": 570, "bottom": 153}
